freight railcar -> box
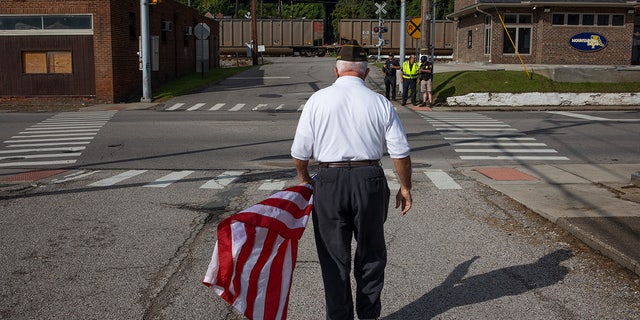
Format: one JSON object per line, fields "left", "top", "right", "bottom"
{"left": 338, "top": 19, "right": 454, "bottom": 56}
{"left": 219, "top": 19, "right": 326, "bottom": 56}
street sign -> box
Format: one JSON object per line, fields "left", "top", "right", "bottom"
{"left": 194, "top": 23, "right": 210, "bottom": 40}
{"left": 375, "top": 2, "right": 387, "bottom": 15}
{"left": 406, "top": 17, "right": 421, "bottom": 39}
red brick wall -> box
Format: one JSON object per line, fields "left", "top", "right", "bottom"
{"left": 454, "top": 6, "right": 635, "bottom": 66}
{"left": 1, "top": 0, "right": 219, "bottom": 103}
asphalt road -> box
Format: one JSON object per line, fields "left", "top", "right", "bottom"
{"left": 0, "top": 57, "right": 639, "bottom": 319}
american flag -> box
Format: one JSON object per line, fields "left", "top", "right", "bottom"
{"left": 203, "top": 184, "right": 314, "bottom": 320}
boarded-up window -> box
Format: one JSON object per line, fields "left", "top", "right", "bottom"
{"left": 22, "top": 51, "right": 72, "bottom": 74}
{"left": 22, "top": 52, "right": 47, "bottom": 73}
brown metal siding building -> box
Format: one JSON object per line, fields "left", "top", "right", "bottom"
{"left": 0, "top": 0, "right": 219, "bottom": 103}
{"left": 450, "top": 0, "right": 640, "bottom": 65}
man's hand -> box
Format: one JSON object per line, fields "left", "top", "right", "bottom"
{"left": 395, "top": 187, "right": 412, "bottom": 215}
{"left": 392, "top": 156, "right": 412, "bottom": 216}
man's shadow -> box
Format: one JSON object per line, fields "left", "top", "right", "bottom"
{"left": 383, "top": 249, "right": 573, "bottom": 319}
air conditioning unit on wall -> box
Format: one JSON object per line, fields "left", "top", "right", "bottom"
{"left": 161, "top": 21, "right": 172, "bottom": 32}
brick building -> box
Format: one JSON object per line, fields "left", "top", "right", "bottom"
{"left": 0, "top": 0, "right": 219, "bottom": 103}
{"left": 449, "top": 0, "right": 640, "bottom": 65}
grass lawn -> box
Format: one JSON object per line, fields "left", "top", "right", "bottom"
{"left": 153, "top": 66, "right": 253, "bottom": 101}
{"left": 432, "top": 70, "right": 640, "bottom": 104}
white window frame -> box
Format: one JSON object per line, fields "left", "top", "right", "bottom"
{"left": 0, "top": 14, "right": 93, "bottom": 36}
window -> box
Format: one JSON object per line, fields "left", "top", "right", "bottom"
{"left": 467, "top": 30, "right": 473, "bottom": 48}
{"left": 501, "top": 14, "right": 531, "bottom": 55}
{"left": 0, "top": 14, "right": 92, "bottom": 35}
{"left": 567, "top": 14, "right": 580, "bottom": 25}
{"left": 612, "top": 14, "right": 625, "bottom": 26}
{"left": 22, "top": 51, "right": 72, "bottom": 74}
{"left": 597, "top": 14, "right": 610, "bottom": 26}
{"left": 552, "top": 13, "right": 624, "bottom": 26}
{"left": 582, "top": 14, "right": 595, "bottom": 26}
{"left": 484, "top": 15, "right": 492, "bottom": 55}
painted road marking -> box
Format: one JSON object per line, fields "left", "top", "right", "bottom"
{"left": 200, "top": 171, "right": 246, "bottom": 189}
{"left": 424, "top": 169, "right": 462, "bottom": 190}
{"left": 253, "top": 103, "right": 268, "bottom": 111}
{"left": 209, "top": 103, "right": 225, "bottom": 111}
{"left": 166, "top": 103, "right": 185, "bottom": 111}
{"left": 229, "top": 103, "right": 246, "bottom": 111}
{"left": 89, "top": 170, "right": 148, "bottom": 187}
{"left": 187, "top": 103, "right": 206, "bottom": 111}
{"left": 258, "top": 179, "right": 286, "bottom": 190}
{"left": 143, "top": 170, "right": 195, "bottom": 188}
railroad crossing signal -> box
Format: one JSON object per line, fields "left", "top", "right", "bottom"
{"left": 375, "top": 2, "right": 387, "bottom": 15}
{"left": 373, "top": 26, "right": 388, "bottom": 33}
{"left": 406, "top": 17, "right": 421, "bottom": 39}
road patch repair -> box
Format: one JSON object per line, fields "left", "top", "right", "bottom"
{"left": 463, "top": 164, "right": 640, "bottom": 276}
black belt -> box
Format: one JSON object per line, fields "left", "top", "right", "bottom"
{"left": 318, "top": 160, "right": 380, "bottom": 168}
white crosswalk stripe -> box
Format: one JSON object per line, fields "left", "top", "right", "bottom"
{"left": 200, "top": 171, "right": 246, "bottom": 189}
{"left": 48, "top": 169, "right": 463, "bottom": 191}
{"left": 161, "top": 102, "right": 307, "bottom": 112}
{"left": 143, "top": 170, "right": 195, "bottom": 188}
{"left": 420, "top": 112, "right": 570, "bottom": 161}
{"left": 0, "top": 111, "right": 117, "bottom": 168}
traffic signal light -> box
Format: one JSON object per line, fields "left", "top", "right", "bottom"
{"left": 374, "top": 26, "right": 388, "bottom": 33}
{"left": 149, "top": 0, "right": 162, "bottom": 4}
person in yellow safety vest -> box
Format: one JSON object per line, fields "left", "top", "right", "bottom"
{"left": 401, "top": 55, "right": 420, "bottom": 106}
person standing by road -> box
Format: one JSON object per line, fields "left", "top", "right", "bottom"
{"left": 383, "top": 53, "right": 400, "bottom": 100}
{"left": 401, "top": 55, "right": 419, "bottom": 106}
{"left": 419, "top": 55, "right": 433, "bottom": 107}
{"left": 291, "top": 40, "right": 413, "bottom": 320}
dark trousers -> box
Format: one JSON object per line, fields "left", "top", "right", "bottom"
{"left": 384, "top": 76, "right": 396, "bottom": 100}
{"left": 313, "top": 166, "right": 390, "bottom": 320}
{"left": 401, "top": 78, "right": 417, "bottom": 105}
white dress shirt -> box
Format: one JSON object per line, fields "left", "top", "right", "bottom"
{"left": 291, "top": 76, "right": 410, "bottom": 162}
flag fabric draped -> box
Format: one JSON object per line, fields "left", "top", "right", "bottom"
{"left": 203, "top": 184, "right": 314, "bottom": 320}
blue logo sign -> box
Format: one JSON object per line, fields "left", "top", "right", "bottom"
{"left": 569, "top": 33, "right": 607, "bottom": 52}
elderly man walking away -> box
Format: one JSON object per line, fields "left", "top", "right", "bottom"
{"left": 291, "top": 40, "right": 413, "bottom": 320}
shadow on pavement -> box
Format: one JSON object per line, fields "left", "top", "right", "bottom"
{"left": 383, "top": 249, "right": 573, "bottom": 319}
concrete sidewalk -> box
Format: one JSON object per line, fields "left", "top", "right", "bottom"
{"left": 460, "top": 164, "right": 640, "bottom": 276}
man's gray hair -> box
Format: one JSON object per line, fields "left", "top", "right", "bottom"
{"left": 336, "top": 60, "right": 368, "bottom": 76}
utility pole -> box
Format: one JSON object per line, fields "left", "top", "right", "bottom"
{"left": 399, "top": 0, "right": 406, "bottom": 95}
{"left": 251, "top": 0, "right": 258, "bottom": 65}
{"left": 140, "top": 0, "right": 152, "bottom": 102}
{"left": 421, "top": 0, "right": 430, "bottom": 58}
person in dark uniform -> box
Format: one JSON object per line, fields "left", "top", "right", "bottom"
{"left": 383, "top": 53, "right": 400, "bottom": 100}
{"left": 291, "top": 40, "right": 413, "bottom": 320}
{"left": 419, "top": 55, "right": 433, "bottom": 106}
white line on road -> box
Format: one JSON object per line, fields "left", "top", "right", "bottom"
{"left": 547, "top": 111, "right": 640, "bottom": 122}
{"left": 166, "top": 103, "right": 185, "bottom": 111}
{"left": 209, "top": 103, "right": 225, "bottom": 111}
{"left": 460, "top": 156, "right": 570, "bottom": 160}
{"left": 275, "top": 104, "right": 285, "bottom": 110}
{"left": 297, "top": 104, "right": 305, "bottom": 111}
{"left": 187, "top": 103, "right": 206, "bottom": 111}
{"left": 436, "top": 128, "right": 518, "bottom": 131}
{"left": 0, "top": 152, "right": 81, "bottom": 160}
{"left": 143, "top": 170, "right": 195, "bottom": 188}
{"left": 11, "top": 132, "right": 97, "bottom": 138}
{"left": 258, "top": 179, "right": 286, "bottom": 190}
{"left": 52, "top": 170, "right": 100, "bottom": 183}
{"left": 4, "top": 137, "right": 95, "bottom": 143}
{"left": 6, "top": 141, "right": 91, "bottom": 147}
{"left": 449, "top": 142, "right": 546, "bottom": 146}
{"left": 229, "top": 103, "right": 246, "bottom": 111}
{"left": 253, "top": 104, "right": 268, "bottom": 111}
{"left": 454, "top": 148, "right": 558, "bottom": 153}
{"left": 384, "top": 169, "right": 400, "bottom": 190}
{"left": 89, "top": 170, "right": 148, "bottom": 187}
{"left": 443, "top": 137, "right": 535, "bottom": 141}
{"left": 0, "top": 160, "right": 77, "bottom": 167}
{"left": 0, "top": 147, "right": 86, "bottom": 154}
{"left": 424, "top": 170, "right": 462, "bottom": 190}
{"left": 20, "top": 129, "right": 100, "bottom": 134}
{"left": 200, "top": 171, "right": 246, "bottom": 189}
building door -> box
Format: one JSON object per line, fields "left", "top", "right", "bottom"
{"left": 633, "top": 15, "right": 640, "bottom": 65}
